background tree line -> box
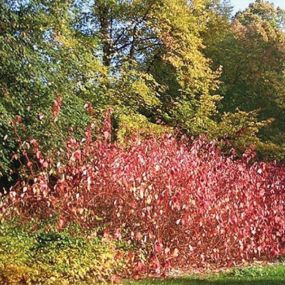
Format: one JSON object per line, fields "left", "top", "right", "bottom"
{"left": 1, "top": 0, "right": 285, "bottom": 183}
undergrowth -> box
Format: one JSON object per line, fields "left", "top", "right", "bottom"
{"left": 0, "top": 221, "right": 125, "bottom": 284}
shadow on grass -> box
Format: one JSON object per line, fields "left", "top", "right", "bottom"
{"left": 126, "top": 279, "right": 285, "bottom": 285}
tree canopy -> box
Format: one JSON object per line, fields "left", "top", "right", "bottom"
{"left": 1, "top": 0, "right": 285, "bottom": 179}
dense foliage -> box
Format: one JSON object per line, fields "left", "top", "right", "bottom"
{"left": 204, "top": 0, "right": 285, "bottom": 158}
{"left": 0, "top": 222, "right": 125, "bottom": 284}
{"left": 2, "top": 0, "right": 285, "bottom": 182}
{"left": 1, "top": 0, "right": 285, "bottom": 282}
{"left": 1, "top": 120, "right": 284, "bottom": 277}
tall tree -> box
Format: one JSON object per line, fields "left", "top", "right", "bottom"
{"left": 0, "top": 0, "right": 104, "bottom": 178}
{"left": 77, "top": 0, "right": 222, "bottom": 136}
{"left": 203, "top": 0, "right": 285, "bottom": 157}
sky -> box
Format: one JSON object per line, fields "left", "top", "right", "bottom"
{"left": 231, "top": 0, "right": 285, "bottom": 13}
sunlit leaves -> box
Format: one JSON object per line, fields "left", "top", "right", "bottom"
{"left": 2, "top": 125, "right": 284, "bottom": 276}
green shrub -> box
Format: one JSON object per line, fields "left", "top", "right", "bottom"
{"left": 0, "top": 222, "right": 125, "bottom": 284}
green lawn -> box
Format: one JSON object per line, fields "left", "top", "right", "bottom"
{"left": 124, "top": 263, "right": 285, "bottom": 285}
{"left": 125, "top": 278, "right": 285, "bottom": 285}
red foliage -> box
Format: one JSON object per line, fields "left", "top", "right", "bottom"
{"left": 1, "top": 124, "right": 285, "bottom": 276}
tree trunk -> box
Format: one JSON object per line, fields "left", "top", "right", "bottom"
{"left": 98, "top": 3, "right": 112, "bottom": 67}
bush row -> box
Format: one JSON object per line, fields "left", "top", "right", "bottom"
{"left": 1, "top": 123, "right": 284, "bottom": 277}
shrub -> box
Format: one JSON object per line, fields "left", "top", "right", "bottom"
{"left": 1, "top": 122, "right": 284, "bottom": 277}
{"left": 0, "top": 222, "right": 125, "bottom": 284}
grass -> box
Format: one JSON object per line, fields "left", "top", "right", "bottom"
{"left": 124, "top": 262, "right": 285, "bottom": 285}
{"left": 125, "top": 281, "right": 285, "bottom": 285}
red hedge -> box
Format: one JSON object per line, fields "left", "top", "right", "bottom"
{"left": 2, "top": 127, "right": 285, "bottom": 276}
